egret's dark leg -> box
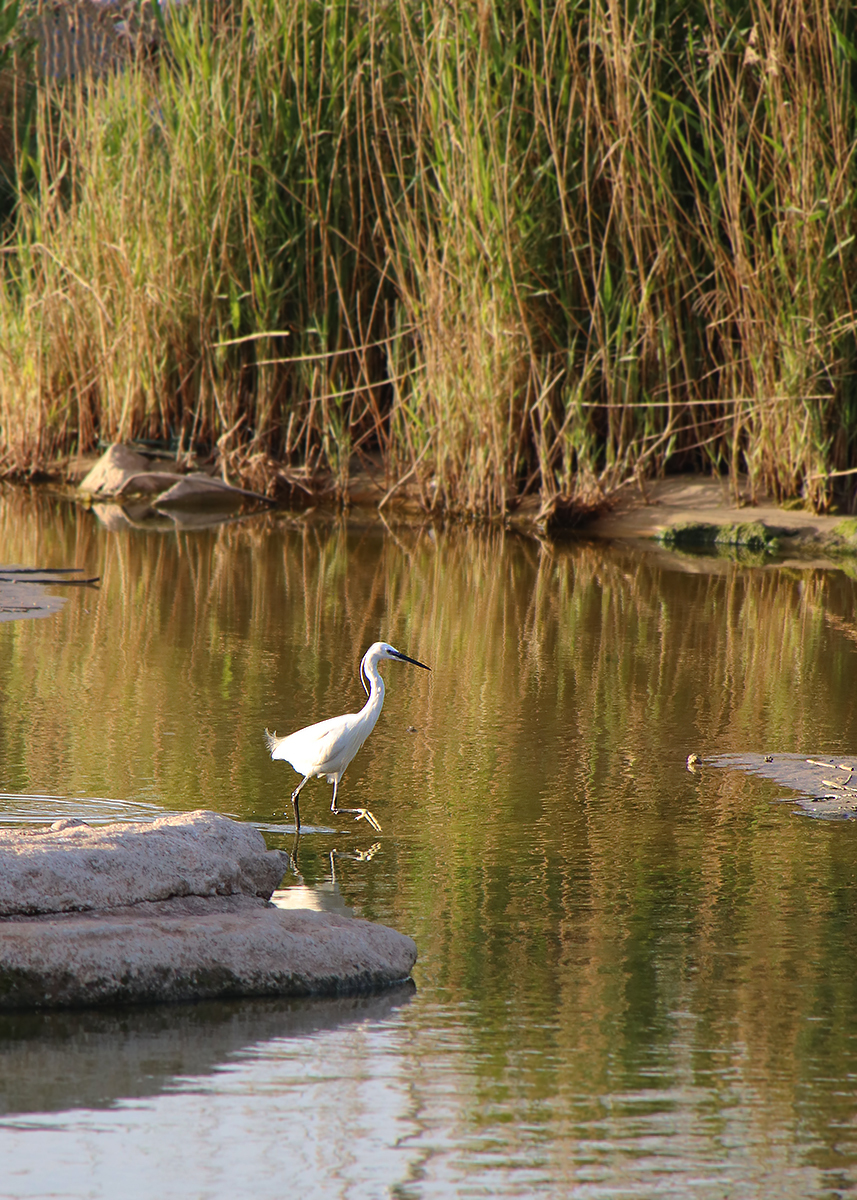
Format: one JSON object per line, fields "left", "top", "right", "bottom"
{"left": 290, "top": 775, "right": 311, "bottom": 832}
{"left": 329, "top": 777, "right": 382, "bottom": 833}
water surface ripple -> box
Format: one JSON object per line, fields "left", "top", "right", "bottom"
{"left": 0, "top": 488, "right": 856, "bottom": 1198}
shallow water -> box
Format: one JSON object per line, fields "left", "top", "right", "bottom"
{"left": 1, "top": 486, "right": 857, "bottom": 1198}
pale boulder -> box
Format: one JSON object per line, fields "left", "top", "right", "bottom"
{"left": 0, "top": 811, "right": 418, "bottom": 1007}
{"left": 0, "top": 896, "right": 418, "bottom": 1009}
{"left": 0, "top": 810, "right": 286, "bottom": 915}
{"left": 78, "top": 444, "right": 159, "bottom": 495}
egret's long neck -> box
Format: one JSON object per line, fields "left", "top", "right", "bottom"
{"left": 360, "top": 661, "right": 386, "bottom": 722}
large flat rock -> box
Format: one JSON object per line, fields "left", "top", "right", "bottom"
{"left": 0, "top": 812, "right": 418, "bottom": 1008}
{"left": 0, "top": 896, "right": 418, "bottom": 1009}
{"left": 0, "top": 810, "right": 285, "bottom": 915}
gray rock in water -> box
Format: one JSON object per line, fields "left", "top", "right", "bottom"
{"left": 78, "top": 444, "right": 155, "bottom": 495}
{"left": 0, "top": 896, "right": 418, "bottom": 1009}
{"left": 0, "top": 812, "right": 417, "bottom": 1008}
{"left": 79, "top": 444, "right": 273, "bottom": 509}
{"left": 0, "top": 811, "right": 286, "bottom": 915}
{"left": 153, "top": 474, "right": 248, "bottom": 509}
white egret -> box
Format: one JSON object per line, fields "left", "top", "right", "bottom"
{"left": 265, "top": 641, "right": 430, "bottom": 833}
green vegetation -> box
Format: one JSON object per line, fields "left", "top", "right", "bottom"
{"left": 834, "top": 516, "right": 857, "bottom": 538}
{"left": 655, "top": 520, "right": 782, "bottom": 551}
{"left": 1, "top": 0, "right": 856, "bottom": 517}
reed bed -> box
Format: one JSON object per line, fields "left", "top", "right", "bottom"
{"left": 0, "top": 0, "right": 856, "bottom": 514}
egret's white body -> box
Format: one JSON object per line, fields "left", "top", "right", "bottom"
{"left": 265, "top": 641, "right": 430, "bottom": 832}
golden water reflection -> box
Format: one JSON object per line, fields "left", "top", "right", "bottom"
{"left": 1, "top": 485, "right": 857, "bottom": 1195}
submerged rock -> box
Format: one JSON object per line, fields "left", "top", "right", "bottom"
{"left": 0, "top": 811, "right": 417, "bottom": 1009}
{"left": 706, "top": 752, "right": 857, "bottom": 820}
{"left": 0, "top": 565, "right": 97, "bottom": 623}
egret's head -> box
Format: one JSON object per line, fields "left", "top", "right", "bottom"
{"left": 361, "top": 642, "right": 431, "bottom": 694}
{"left": 375, "top": 642, "right": 430, "bottom": 670}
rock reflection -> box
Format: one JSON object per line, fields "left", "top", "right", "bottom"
{"left": 91, "top": 501, "right": 263, "bottom": 532}
{"left": 0, "top": 984, "right": 415, "bottom": 1116}
{"left": 272, "top": 883, "right": 354, "bottom": 917}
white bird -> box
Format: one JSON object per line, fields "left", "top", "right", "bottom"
{"left": 265, "top": 641, "right": 430, "bottom": 833}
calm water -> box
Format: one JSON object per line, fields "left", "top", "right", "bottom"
{"left": 1, "top": 486, "right": 857, "bottom": 1199}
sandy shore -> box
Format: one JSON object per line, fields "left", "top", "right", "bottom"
{"left": 570, "top": 476, "right": 857, "bottom": 560}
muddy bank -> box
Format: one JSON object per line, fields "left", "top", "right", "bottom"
{"left": 579, "top": 477, "right": 857, "bottom": 550}
{"left": 38, "top": 446, "right": 857, "bottom": 561}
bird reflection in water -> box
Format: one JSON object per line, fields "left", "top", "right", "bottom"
{"left": 271, "top": 843, "right": 382, "bottom": 917}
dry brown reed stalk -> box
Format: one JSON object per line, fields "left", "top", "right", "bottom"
{"left": 546, "top": 0, "right": 857, "bottom": 513}
{"left": 368, "top": 0, "right": 548, "bottom": 516}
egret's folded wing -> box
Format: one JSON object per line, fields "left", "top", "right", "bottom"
{"left": 271, "top": 712, "right": 362, "bottom": 775}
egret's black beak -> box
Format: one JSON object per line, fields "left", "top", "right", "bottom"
{"left": 392, "top": 650, "right": 431, "bottom": 671}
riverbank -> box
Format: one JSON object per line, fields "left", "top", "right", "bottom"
{"left": 575, "top": 477, "right": 857, "bottom": 557}
{"left": 60, "top": 443, "right": 857, "bottom": 564}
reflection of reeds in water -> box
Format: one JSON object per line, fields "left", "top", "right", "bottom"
{"left": 1, "top": 488, "right": 857, "bottom": 1136}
